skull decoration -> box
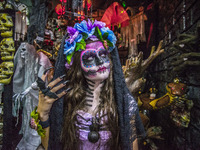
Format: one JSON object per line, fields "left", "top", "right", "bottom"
{"left": 0, "top": 13, "right": 13, "bottom": 31}
{"left": 0, "top": 38, "right": 15, "bottom": 61}
{"left": 0, "top": 61, "right": 14, "bottom": 84}
{"left": 0, "top": 62, "right": 13, "bottom": 76}
{"left": 1, "top": 28, "right": 13, "bottom": 37}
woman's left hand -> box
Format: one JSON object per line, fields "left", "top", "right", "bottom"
{"left": 37, "top": 73, "right": 68, "bottom": 121}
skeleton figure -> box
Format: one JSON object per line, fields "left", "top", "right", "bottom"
{"left": 12, "top": 43, "right": 52, "bottom": 150}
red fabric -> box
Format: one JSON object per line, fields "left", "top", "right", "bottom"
{"left": 147, "top": 22, "right": 153, "bottom": 49}
{"left": 121, "top": 20, "right": 129, "bottom": 27}
{"left": 87, "top": 0, "right": 92, "bottom": 10}
{"left": 101, "top": 2, "right": 130, "bottom": 29}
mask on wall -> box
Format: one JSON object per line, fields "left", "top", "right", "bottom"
{"left": 0, "top": 13, "right": 13, "bottom": 37}
{"left": 0, "top": 61, "right": 14, "bottom": 84}
{"left": 0, "top": 38, "right": 15, "bottom": 61}
{"left": 0, "top": 13, "right": 13, "bottom": 31}
{"left": 1, "top": 28, "right": 13, "bottom": 37}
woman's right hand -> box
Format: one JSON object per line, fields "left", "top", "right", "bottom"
{"left": 37, "top": 73, "right": 68, "bottom": 121}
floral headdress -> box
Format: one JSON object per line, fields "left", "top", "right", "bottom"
{"left": 64, "top": 19, "right": 117, "bottom": 69}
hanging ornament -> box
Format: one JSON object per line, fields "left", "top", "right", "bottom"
{"left": 87, "top": 0, "right": 92, "bottom": 10}
{"left": 55, "top": 4, "right": 65, "bottom": 15}
{"left": 60, "top": 0, "right": 67, "bottom": 3}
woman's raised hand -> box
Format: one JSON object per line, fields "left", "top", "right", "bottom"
{"left": 37, "top": 72, "right": 69, "bottom": 121}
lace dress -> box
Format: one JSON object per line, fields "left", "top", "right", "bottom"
{"left": 75, "top": 110, "right": 112, "bottom": 150}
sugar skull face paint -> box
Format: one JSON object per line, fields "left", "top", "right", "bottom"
{"left": 81, "top": 41, "right": 110, "bottom": 81}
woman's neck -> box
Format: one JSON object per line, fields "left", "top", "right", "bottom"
{"left": 84, "top": 79, "right": 105, "bottom": 114}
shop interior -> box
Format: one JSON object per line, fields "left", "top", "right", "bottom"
{"left": 0, "top": 0, "right": 200, "bottom": 149}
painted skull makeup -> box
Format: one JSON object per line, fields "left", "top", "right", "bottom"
{"left": 81, "top": 41, "right": 110, "bottom": 81}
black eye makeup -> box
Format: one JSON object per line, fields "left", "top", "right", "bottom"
{"left": 81, "top": 49, "right": 110, "bottom": 67}
{"left": 82, "top": 51, "right": 96, "bottom": 61}
{"left": 99, "top": 50, "right": 108, "bottom": 58}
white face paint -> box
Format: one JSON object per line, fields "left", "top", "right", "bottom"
{"left": 80, "top": 41, "right": 110, "bottom": 82}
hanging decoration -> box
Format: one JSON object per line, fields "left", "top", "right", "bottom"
{"left": 101, "top": 2, "right": 129, "bottom": 29}
{"left": 55, "top": 4, "right": 65, "bottom": 16}
{"left": 60, "top": 0, "right": 67, "bottom": 3}
{"left": 0, "top": 13, "right": 15, "bottom": 85}
{"left": 64, "top": 0, "right": 93, "bottom": 21}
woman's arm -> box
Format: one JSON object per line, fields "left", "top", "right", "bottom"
{"left": 37, "top": 73, "right": 67, "bottom": 149}
{"left": 132, "top": 138, "right": 139, "bottom": 150}
{"left": 41, "top": 127, "right": 50, "bottom": 150}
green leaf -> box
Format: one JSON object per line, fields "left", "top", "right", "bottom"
{"left": 75, "top": 43, "right": 81, "bottom": 52}
{"left": 66, "top": 52, "right": 74, "bottom": 64}
{"left": 80, "top": 38, "right": 86, "bottom": 47}
{"left": 102, "top": 32, "right": 109, "bottom": 39}
{"left": 94, "top": 27, "right": 103, "bottom": 41}
{"left": 82, "top": 32, "right": 88, "bottom": 40}
{"left": 75, "top": 39, "right": 86, "bottom": 51}
{"left": 106, "top": 39, "right": 113, "bottom": 47}
{"left": 37, "top": 124, "right": 46, "bottom": 137}
{"left": 31, "top": 107, "right": 39, "bottom": 121}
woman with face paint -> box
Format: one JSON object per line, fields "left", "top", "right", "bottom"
{"left": 35, "top": 20, "right": 146, "bottom": 150}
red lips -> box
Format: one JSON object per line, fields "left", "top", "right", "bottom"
{"left": 97, "top": 66, "right": 107, "bottom": 72}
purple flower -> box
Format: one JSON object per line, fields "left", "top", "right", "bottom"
{"left": 87, "top": 19, "right": 93, "bottom": 30}
{"left": 68, "top": 31, "right": 79, "bottom": 43}
{"left": 65, "top": 58, "right": 73, "bottom": 69}
{"left": 93, "top": 20, "right": 106, "bottom": 29}
{"left": 89, "top": 35, "right": 99, "bottom": 41}
{"left": 66, "top": 26, "right": 83, "bottom": 44}
{"left": 67, "top": 27, "right": 77, "bottom": 35}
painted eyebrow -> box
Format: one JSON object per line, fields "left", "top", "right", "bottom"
{"left": 82, "top": 51, "right": 96, "bottom": 59}
{"left": 99, "top": 49, "right": 108, "bottom": 55}
{"left": 85, "top": 46, "right": 106, "bottom": 51}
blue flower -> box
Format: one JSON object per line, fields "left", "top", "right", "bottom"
{"left": 64, "top": 33, "right": 83, "bottom": 56}
{"left": 74, "top": 20, "right": 95, "bottom": 38}
{"left": 101, "top": 27, "right": 117, "bottom": 52}
{"left": 64, "top": 41, "right": 76, "bottom": 56}
{"left": 75, "top": 34, "right": 83, "bottom": 42}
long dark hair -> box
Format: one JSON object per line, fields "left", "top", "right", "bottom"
{"left": 61, "top": 51, "right": 120, "bottom": 150}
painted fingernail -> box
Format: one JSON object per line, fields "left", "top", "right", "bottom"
{"left": 59, "top": 74, "right": 66, "bottom": 79}
{"left": 43, "top": 67, "right": 54, "bottom": 75}
{"left": 65, "top": 87, "right": 72, "bottom": 93}
{"left": 63, "top": 80, "right": 69, "bottom": 85}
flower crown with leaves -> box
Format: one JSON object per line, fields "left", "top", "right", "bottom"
{"left": 64, "top": 19, "right": 117, "bottom": 69}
